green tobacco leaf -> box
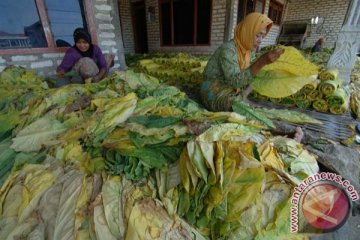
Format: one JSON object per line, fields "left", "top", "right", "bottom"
{"left": 0, "top": 110, "right": 20, "bottom": 133}
{"left": 256, "top": 108, "right": 322, "bottom": 124}
{"left": 125, "top": 147, "right": 169, "bottom": 169}
{"left": 232, "top": 100, "right": 275, "bottom": 129}
{"left": 127, "top": 115, "right": 181, "bottom": 128}
{"left": 128, "top": 130, "right": 175, "bottom": 147}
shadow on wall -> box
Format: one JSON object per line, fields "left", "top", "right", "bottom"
{"left": 24, "top": 21, "right": 47, "bottom": 48}
{"left": 56, "top": 39, "right": 71, "bottom": 47}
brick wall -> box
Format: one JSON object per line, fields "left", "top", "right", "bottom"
{"left": 144, "top": 0, "right": 226, "bottom": 54}
{"left": 261, "top": 0, "right": 281, "bottom": 47}
{"left": 119, "top": 0, "right": 230, "bottom": 55}
{"left": 0, "top": 0, "right": 126, "bottom": 75}
{"left": 118, "top": 0, "right": 135, "bottom": 53}
{"left": 118, "top": 0, "right": 288, "bottom": 55}
{"left": 284, "top": 0, "right": 349, "bottom": 48}
{"left": 146, "top": 0, "right": 161, "bottom": 52}
{"left": 120, "top": 0, "right": 226, "bottom": 55}
{"left": 226, "top": 0, "right": 239, "bottom": 40}
{"left": 227, "top": 0, "right": 349, "bottom": 49}
{"left": 227, "top": 0, "right": 286, "bottom": 48}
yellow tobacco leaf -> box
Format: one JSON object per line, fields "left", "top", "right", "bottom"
{"left": 93, "top": 195, "right": 117, "bottom": 240}
{"left": 264, "top": 46, "right": 319, "bottom": 76}
{"left": 125, "top": 198, "right": 191, "bottom": 240}
{"left": 258, "top": 140, "right": 284, "bottom": 171}
{"left": 102, "top": 176, "right": 125, "bottom": 239}
{"left": 179, "top": 149, "right": 191, "bottom": 193}
{"left": 74, "top": 176, "right": 93, "bottom": 239}
{"left": 251, "top": 46, "right": 319, "bottom": 98}
{"left": 214, "top": 142, "right": 224, "bottom": 187}
{"left": 2, "top": 184, "right": 24, "bottom": 218}
{"left": 102, "top": 128, "right": 136, "bottom": 151}
{"left": 0, "top": 172, "right": 20, "bottom": 215}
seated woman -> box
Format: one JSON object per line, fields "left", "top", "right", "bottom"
{"left": 200, "top": 12, "right": 304, "bottom": 142}
{"left": 56, "top": 28, "right": 113, "bottom": 83}
{"left": 311, "top": 38, "right": 325, "bottom": 53}
{"left": 200, "top": 12, "right": 283, "bottom": 112}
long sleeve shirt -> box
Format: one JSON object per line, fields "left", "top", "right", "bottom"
{"left": 203, "top": 39, "right": 255, "bottom": 89}
{"left": 200, "top": 39, "right": 257, "bottom": 111}
{"left": 58, "top": 45, "right": 108, "bottom": 72}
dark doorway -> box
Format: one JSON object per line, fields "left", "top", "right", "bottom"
{"left": 159, "top": 0, "right": 212, "bottom": 46}
{"left": 131, "top": 1, "right": 148, "bottom": 53}
{"left": 237, "top": 0, "right": 265, "bottom": 23}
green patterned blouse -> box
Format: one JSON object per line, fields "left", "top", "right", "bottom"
{"left": 201, "top": 39, "right": 256, "bottom": 111}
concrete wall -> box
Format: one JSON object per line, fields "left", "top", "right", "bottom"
{"left": 284, "top": 0, "right": 349, "bottom": 48}
{"left": 0, "top": 53, "right": 62, "bottom": 75}
{"left": 93, "top": 0, "right": 126, "bottom": 70}
{"left": 0, "top": 0, "right": 126, "bottom": 75}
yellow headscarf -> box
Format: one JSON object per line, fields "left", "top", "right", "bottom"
{"left": 234, "top": 13, "right": 273, "bottom": 70}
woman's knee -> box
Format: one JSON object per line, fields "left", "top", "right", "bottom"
{"left": 73, "top": 57, "right": 99, "bottom": 79}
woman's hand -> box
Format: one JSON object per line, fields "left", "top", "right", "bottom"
{"left": 260, "top": 48, "right": 284, "bottom": 65}
{"left": 56, "top": 69, "right": 65, "bottom": 77}
{"left": 250, "top": 48, "right": 284, "bottom": 76}
{"left": 91, "top": 75, "right": 101, "bottom": 83}
{"left": 92, "top": 68, "right": 108, "bottom": 83}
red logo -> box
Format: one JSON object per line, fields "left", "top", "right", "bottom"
{"left": 301, "top": 182, "right": 350, "bottom": 232}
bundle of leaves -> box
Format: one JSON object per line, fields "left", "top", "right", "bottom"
{"left": 133, "top": 53, "right": 208, "bottom": 94}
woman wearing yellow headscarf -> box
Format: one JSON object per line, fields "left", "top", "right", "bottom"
{"left": 200, "top": 12, "right": 283, "bottom": 111}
